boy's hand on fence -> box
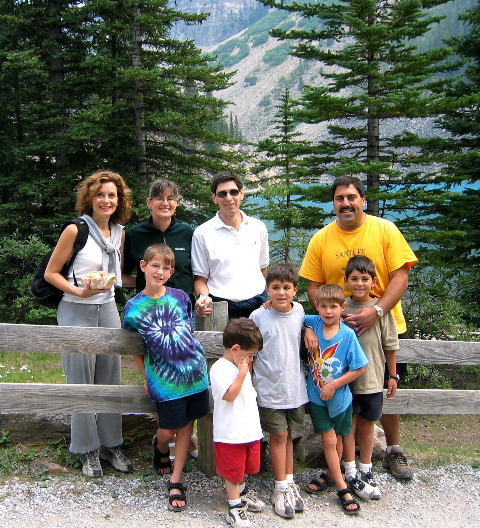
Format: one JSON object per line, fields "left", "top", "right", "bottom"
{"left": 386, "top": 378, "right": 397, "bottom": 398}
{"left": 143, "top": 380, "right": 150, "bottom": 397}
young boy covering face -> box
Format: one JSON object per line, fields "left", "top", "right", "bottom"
{"left": 210, "top": 318, "right": 266, "bottom": 528}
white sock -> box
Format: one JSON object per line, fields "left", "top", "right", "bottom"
{"left": 228, "top": 499, "right": 242, "bottom": 508}
{"left": 386, "top": 445, "right": 400, "bottom": 454}
{"left": 275, "top": 480, "right": 289, "bottom": 491}
{"left": 359, "top": 462, "right": 372, "bottom": 473}
{"left": 239, "top": 481, "right": 246, "bottom": 494}
{"left": 343, "top": 460, "right": 357, "bottom": 479}
{"left": 286, "top": 474, "right": 294, "bottom": 484}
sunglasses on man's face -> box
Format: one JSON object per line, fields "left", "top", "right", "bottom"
{"left": 215, "top": 189, "right": 241, "bottom": 198}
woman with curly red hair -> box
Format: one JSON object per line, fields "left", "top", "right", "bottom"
{"left": 45, "top": 170, "right": 133, "bottom": 478}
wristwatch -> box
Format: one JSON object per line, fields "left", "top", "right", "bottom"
{"left": 388, "top": 374, "right": 400, "bottom": 381}
{"left": 373, "top": 304, "right": 384, "bottom": 317}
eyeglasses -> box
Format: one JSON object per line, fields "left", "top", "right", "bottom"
{"left": 148, "top": 263, "right": 172, "bottom": 272}
{"left": 216, "top": 189, "right": 240, "bottom": 198}
{"left": 151, "top": 196, "right": 177, "bottom": 203}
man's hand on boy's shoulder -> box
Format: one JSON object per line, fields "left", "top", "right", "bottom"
{"left": 342, "top": 306, "right": 379, "bottom": 335}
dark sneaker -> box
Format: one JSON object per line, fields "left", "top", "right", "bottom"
{"left": 100, "top": 445, "right": 134, "bottom": 473}
{"left": 240, "top": 488, "right": 265, "bottom": 512}
{"left": 382, "top": 446, "right": 413, "bottom": 480}
{"left": 271, "top": 488, "right": 295, "bottom": 518}
{"left": 358, "top": 470, "right": 381, "bottom": 500}
{"left": 289, "top": 482, "right": 305, "bottom": 513}
{"left": 226, "top": 505, "right": 253, "bottom": 528}
{"left": 80, "top": 450, "right": 103, "bottom": 478}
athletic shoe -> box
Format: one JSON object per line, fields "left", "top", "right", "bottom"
{"left": 289, "top": 482, "right": 305, "bottom": 513}
{"left": 271, "top": 488, "right": 295, "bottom": 518}
{"left": 226, "top": 504, "right": 253, "bottom": 528}
{"left": 346, "top": 474, "right": 378, "bottom": 501}
{"left": 240, "top": 488, "right": 265, "bottom": 512}
{"left": 100, "top": 445, "right": 134, "bottom": 473}
{"left": 358, "top": 470, "right": 381, "bottom": 500}
{"left": 382, "top": 446, "right": 413, "bottom": 479}
{"left": 80, "top": 450, "right": 103, "bottom": 478}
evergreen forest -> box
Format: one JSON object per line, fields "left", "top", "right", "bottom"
{"left": 0, "top": 0, "right": 479, "bottom": 340}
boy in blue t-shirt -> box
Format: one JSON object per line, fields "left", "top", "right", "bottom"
{"left": 304, "top": 284, "right": 368, "bottom": 515}
{"left": 123, "top": 243, "right": 209, "bottom": 513}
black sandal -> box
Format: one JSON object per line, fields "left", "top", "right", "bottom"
{"left": 337, "top": 488, "right": 360, "bottom": 515}
{"left": 305, "top": 472, "right": 336, "bottom": 494}
{"left": 152, "top": 436, "right": 172, "bottom": 475}
{"left": 167, "top": 481, "right": 187, "bottom": 512}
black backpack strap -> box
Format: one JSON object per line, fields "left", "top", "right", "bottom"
{"left": 62, "top": 219, "right": 89, "bottom": 286}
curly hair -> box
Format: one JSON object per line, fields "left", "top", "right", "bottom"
{"left": 76, "top": 171, "right": 132, "bottom": 224}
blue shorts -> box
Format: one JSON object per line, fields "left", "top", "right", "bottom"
{"left": 156, "top": 389, "right": 209, "bottom": 430}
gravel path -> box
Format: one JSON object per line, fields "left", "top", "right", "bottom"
{"left": 0, "top": 465, "right": 478, "bottom": 527}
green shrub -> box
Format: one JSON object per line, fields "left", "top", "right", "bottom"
{"left": 263, "top": 42, "right": 291, "bottom": 66}
{"left": 251, "top": 32, "right": 269, "bottom": 47}
{"left": 244, "top": 75, "right": 258, "bottom": 86}
{"left": 259, "top": 95, "right": 271, "bottom": 107}
{"left": 0, "top": 232, "right": 57, "bottom": 324}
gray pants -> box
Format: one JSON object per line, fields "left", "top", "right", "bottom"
{"left": 58, "top": 300, "right": 123, "bottom": 454}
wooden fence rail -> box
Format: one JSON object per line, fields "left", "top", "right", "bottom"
{"left": 0, "top": 323, "right": 479, "bottom": 476}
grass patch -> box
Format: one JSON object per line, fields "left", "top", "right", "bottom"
{"left": 0, "top": 352, "right": 143, "bottom": 385}
{"left": 400, "top": 414, "right": 480, "bottom": 467}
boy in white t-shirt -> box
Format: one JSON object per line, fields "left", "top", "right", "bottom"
{"left": 210, "top": 318, "right": 265, "bottom": 528}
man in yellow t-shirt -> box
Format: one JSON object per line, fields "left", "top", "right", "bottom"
{"left": 299, "top": 175, "right": 418, "bottom": 479}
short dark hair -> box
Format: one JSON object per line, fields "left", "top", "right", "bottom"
{"left": 223, "top": 318, "right": 263, "bottom": 351}
{"left": 345, "top": 255, "right": 376, "bottom": 280}
{"left": 266, "top": 262, "right": 298, "bottom": 288}
{"left": 316, "top": 284, "right": 345, "bottom": 306}
{"left": 211, "top": 171, "right": 244, "bottom": 194}
{"left": 331, "top": 176, "right": 366, "bottom": 200}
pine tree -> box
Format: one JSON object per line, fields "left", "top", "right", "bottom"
{"left": 259, "top": 0, "right": 459, "bottom": 223}
{"left": 253, "top": 87, "right": 318, "bottom": 262}
{"left": 0, "top": 0, "right": 237, "bottom": 238}
{"left": 416, "top": 1, "right": 480, "bottom": 325}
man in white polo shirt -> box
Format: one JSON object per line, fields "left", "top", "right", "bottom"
{"left": 192, "top": 171, "right": 269, "bottom": 319}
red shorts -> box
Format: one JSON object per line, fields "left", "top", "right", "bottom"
{"left": 214, "top": 440, "right": 261, "bottom": 483}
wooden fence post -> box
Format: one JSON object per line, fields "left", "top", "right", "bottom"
{"left": 195, "top": 301, "right": 228, "bottom": 477}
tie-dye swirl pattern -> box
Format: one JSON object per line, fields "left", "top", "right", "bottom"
{"left": 123, "top": 288, "right": 208, "bottom": 402}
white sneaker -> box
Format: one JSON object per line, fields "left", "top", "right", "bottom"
{"left": 359, "top": 470, "right": 381, "bottom": 500}
{"left": 288, "top": 482, "right": 305, "bottom": 513}
{"left": 271, "top": 488, "right": 295, "bottom": 518}
{"left": 226, "top": 505, "right": 253, "bottom": 528}
{"left": 346, "top": 474, "right": 378, "bottom": 501}
{"left": 240, "top": 488, "right": 265, "bottom": 512}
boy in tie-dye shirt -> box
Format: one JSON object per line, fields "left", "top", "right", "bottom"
{"left": 123, "top": 243, "right": 208, "bottom": 512}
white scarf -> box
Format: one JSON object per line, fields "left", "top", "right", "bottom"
{"left": 80, "top": 214, "right": 123, "bottom": 286}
